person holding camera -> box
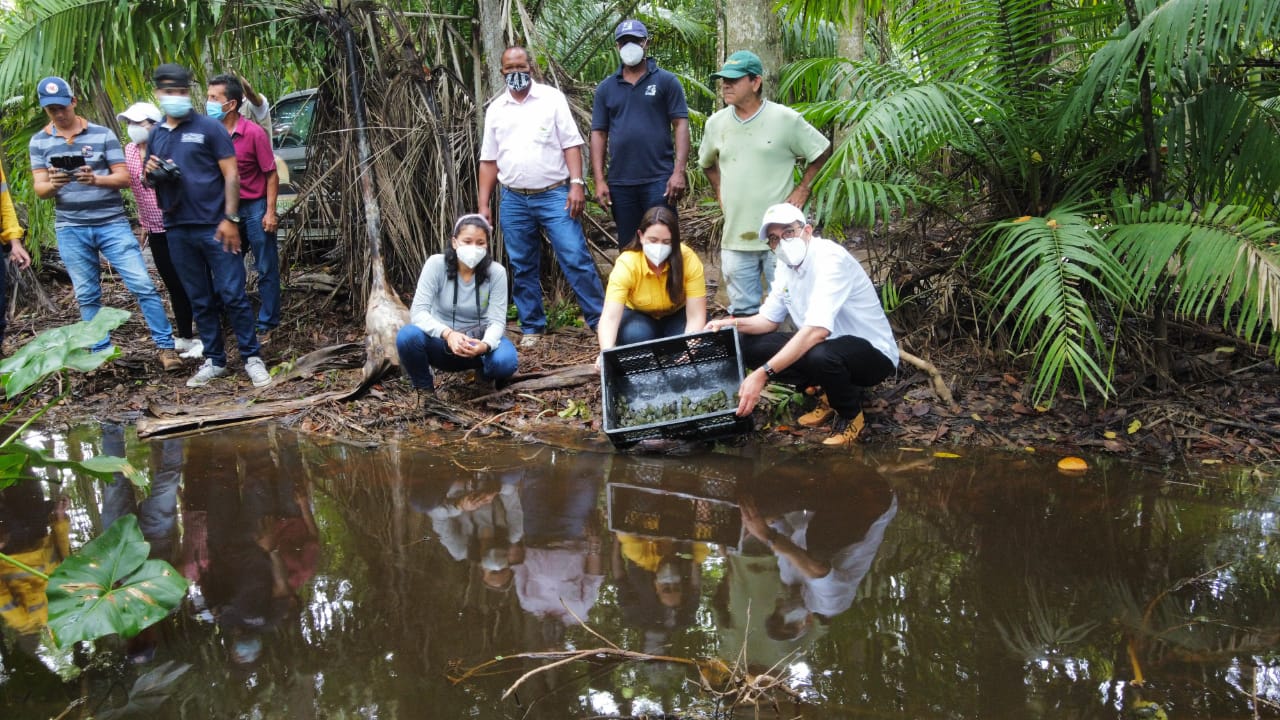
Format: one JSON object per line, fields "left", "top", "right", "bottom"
{"left": 27, "top": 76, "right": 182, "bottom": 371}
{"left": 118, "top": 101, "right": 200, "bottom": 360}
{"left": 146, "top": 64, "right": 269, "bottom": 389}
{"left": 394, "top": 214, "right": 518, "bottom": 393}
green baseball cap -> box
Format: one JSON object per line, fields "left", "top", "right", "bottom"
{"left": 711, "top": 50, "right": 764, "bottom": 79}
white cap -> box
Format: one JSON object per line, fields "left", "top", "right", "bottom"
{"left": 758, "top": 203, "right": 808, "bottom": 242}
{"left": 116, "top": 101, "right": 163, "bottom": 124}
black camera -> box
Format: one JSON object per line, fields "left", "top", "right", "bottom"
{"left": 146, "top": 158, "right": 182, "bottom": 186}
{"left": 47, "top": 153, "right": 86, "bottom": 173}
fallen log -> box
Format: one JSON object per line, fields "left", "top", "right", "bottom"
{"left": 471, "top": 363, "right": 599, "bottom": 403}
{"left": 137, "top": 391, "right": 350, "bottom": 438}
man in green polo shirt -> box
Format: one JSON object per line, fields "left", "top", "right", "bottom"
{"left": 698, "top": 50, "right": 831, "bottom": 317}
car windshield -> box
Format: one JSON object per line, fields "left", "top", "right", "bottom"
{"left": 272, "top": 93, "right": 316, "bottom": 149}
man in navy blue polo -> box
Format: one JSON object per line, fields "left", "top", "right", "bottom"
{"left": 147, "top": 63, "right": 270, "bottom": 389}
{"left": 590, "top": 19, "right": 690, "bottom": 248}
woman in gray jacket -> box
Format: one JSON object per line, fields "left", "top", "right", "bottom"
{"left": 395, "top": 214, "right": 518, "bottom": 391}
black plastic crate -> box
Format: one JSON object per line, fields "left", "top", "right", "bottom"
{"left": 600, "top": 329, "right": 753, "bottom": 448}
{"left": 607, "top": 482, "right": 744, "bottom": 546}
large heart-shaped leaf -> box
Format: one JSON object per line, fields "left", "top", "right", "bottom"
{"left": 96, "top": 661, "right": 192, "bottom": 720}
{"left": 46, "top": 515, "right": 188, "bottom": 646}
{"left": 0, "top": 307, "right": 129, "bottom": 397}
{"left": 0, "top": 443, "right": 148, "bottom": 492}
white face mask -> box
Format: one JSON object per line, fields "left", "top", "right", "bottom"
{"left": 655, "top": 562, "right": 681, "bottom": 586}
{"left": 777, "top": 236, "right": 808, "bottom": 267}
{"left": 618, "top": 42, "right": 645, "bottom": 67}
{"left": 781, "top": 604, "right": 810, "bottom": 625}
{"left": 126, "top": 125, "right": 151, "bottom": 144}
{"left": 642, "top": 242, "right": 672, "bottom": 266}
{"left": 455, "top": 244, "right": 487, "bottom": 269}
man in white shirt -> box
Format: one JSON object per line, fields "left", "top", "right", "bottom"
{"left": 706, "top": 203, "right": 899, "bottom": 445}
{"left": 478, "top": 46, "right": 605, "bottom": 348}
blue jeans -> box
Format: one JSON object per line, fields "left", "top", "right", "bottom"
{"left": 499, "top": 185, "right": 605, "bottom": 334}
{"left": 56, "top": 220, "right": 174, "bottom": 352}
{"left": 239, "top": 197, "right": 280, "bottom": 331}
{"left": 395, "top": 324, "right": 518, "bottom": 390}
{"left": 617, "top": 306, "right": 687, "bottom": 346}
{"left": 720, "top": 248, "right": 776, "bottom": 316}
{"left": 610, "top": 179, "right": 672, "bottom": 248}
{"left": 167, "top": 224, "right": 260, "bottom": 366}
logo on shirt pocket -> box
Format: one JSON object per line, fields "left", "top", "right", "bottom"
{"left": 180, "top": 133, "right": 205, "bottom": 144}
{"left": 644, "top": 84, "right": 657, "bottom": 96}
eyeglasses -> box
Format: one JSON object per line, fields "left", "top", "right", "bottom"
{"left": 765, "top": 224, "right": 803, "bottom": 248}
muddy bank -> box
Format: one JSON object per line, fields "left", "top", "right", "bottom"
{"left": 8, "top": 254, "right": 1279, "bottom": 466}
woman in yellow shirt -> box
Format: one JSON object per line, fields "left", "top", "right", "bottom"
{"left": 597, "top": 206, "right": 706, "bottom": 358}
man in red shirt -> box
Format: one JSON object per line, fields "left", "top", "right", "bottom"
{"left": 208, "top": 74, "right": 281, "bottom": 337}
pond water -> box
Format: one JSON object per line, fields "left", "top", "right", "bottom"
{"left": 2, "top": 425, "right": 1278, "bottom": 719}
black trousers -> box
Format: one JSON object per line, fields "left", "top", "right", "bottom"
{"left": 740, "top": 332, "right": 896, "bottom": 417}
{"left": 148, "top": 231, "right": 195, "bottom": 339}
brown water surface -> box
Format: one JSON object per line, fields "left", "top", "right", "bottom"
{"left": 1, "top": 425, "right": 1278, "bottom": 718}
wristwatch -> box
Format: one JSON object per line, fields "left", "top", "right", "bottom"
{"left": 761, "top": 362, "right": 777, "bottom": 378}
{"left": 224, "top": 213, "right": 241, "bottom": 223}
{"left": 569, "top": 177, "right": 586, "bottom": 186}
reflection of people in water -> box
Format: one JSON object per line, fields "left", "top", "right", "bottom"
{"left": 416, "top": 468, "right": 525, "bottom": 592}
{"left": 180, "top": 431, "right": 319, "bottom": 665}
{"left": 513, "top": 456, "right": 605, "bottom": 642}
{"left": 0, "top": 482, "right": 69, "bottom": 639}
{"left": 740, "top": 465, "right": 896, "bottom": 641}
{"left": 100, "top": 423, "right": 184, "bottom": 662}
{"left": 715, "top": 462, "right": 896, "bottom": 666}
{"left": 614, "top": 534, "right": 705, "bottom": 641}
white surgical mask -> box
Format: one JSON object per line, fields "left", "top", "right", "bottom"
{"left": 777, "top": 236, "right": 808, "bottom": 267}
{"left": 618, "top": 42, "right": 645, "bottom": 67}
{"left": 126, "top": 125, "right": 150, "bottom": 144}
{"left": 456, "top": 244, "right": 487, "bottom": 269}
{"left": 480, "top": 547, "right": 509, "bottom": 572}
{"left": 781, "top": 605, "right": 810, "bottom": 625}
{"left": 655, "top": 562, "right": 681, "bottom": 586}
{"left": 642, "top": 242, "right": 672, "bottom": 266}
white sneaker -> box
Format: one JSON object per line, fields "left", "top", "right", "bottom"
{"left": 245, "top": 356, "right": 271, "bottom": 388}
{"left": 186, "top": 359, "right": 229, "bottom": 387}
{"left": 178, "top": 338, "right": 205, "bottom": 359}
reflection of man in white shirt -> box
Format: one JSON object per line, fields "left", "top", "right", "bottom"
{"left": 739, "top": 470, "right": 896, "bottom": 640}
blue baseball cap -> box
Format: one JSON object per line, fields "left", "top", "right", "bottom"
{"left": 37, "top": 76, "right": 74, "bottom": 107}
{"left": 614, "top": 19, "right": 648, "bottom": 41}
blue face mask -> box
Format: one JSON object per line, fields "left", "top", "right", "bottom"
{"left": 205, "top": 100, "right": 227, "bottom": 119}
{"left": 157, "top": 95, "right": 193, "bottom": 118}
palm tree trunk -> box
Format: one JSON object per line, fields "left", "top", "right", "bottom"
{"left": 478, "top": 0, "right": 507, "bottom": 97}
{"left": 723, "top": 0, "right": 783, "bottom": 97}
{"left": 837, "top": 0, "right": 867, "bottom": 62}
{"left": 1121, "top": 0, "right": 1170, "bottom": 381}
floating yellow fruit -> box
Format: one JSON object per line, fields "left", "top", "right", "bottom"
{"left": 1058, "top": 456, "right": 1089, "bottom": 472}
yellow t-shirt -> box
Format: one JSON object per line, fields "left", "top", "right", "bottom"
{"left": 617, "top": 533, "right": 710, "bottom": 572}
{"left": 605, "top": 245, "right": 706, "bottom": 317}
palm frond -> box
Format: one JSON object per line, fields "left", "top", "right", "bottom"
{"left": 1067, "top": 0, "right": 1280, "bottom": 123}
{"left": 1108, "top": 197, "right": 1280, "bottom": 351}
{"left": 977, "top": 209, "right": 1125, "bottom": 404}
{"left": 1165, "top": 82, "right": 1280, "bottom": 213}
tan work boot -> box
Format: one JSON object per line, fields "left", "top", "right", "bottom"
{"left": 158, "top": 349, "right": 183, "bottom": 373}
{"left": 822, "top": 411, "right": 865, "bottom": 446}
{"left": 797, "top": 394, "right": 835, "bottom": 427}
